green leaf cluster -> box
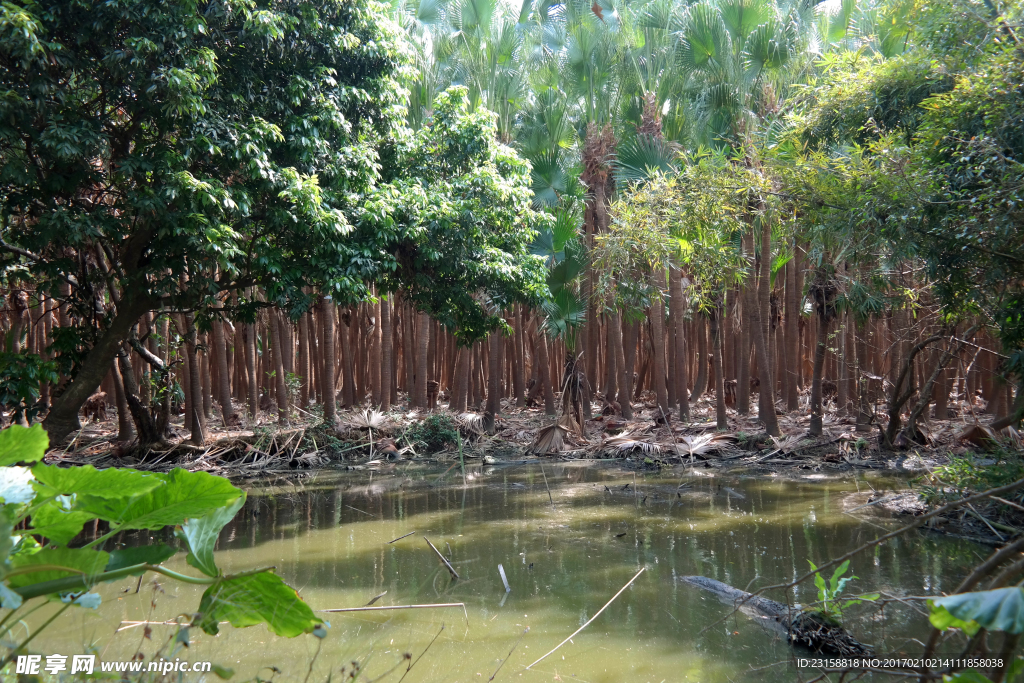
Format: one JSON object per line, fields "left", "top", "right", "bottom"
{"left": 0, "top": 425, "right": 321, "bottom": 652}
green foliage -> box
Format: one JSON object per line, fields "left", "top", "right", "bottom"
{"left": 919, "top": 450, "right": 1024, "bottom": 505}
{"left": 196, "top": 571, "right": 320, "bottom": 638}
{"left": 0, "top": 423, "right": 46, "bottom": 466}
{"left": 807, "top": 559, "right": 879, "bottom": 622}
{"left": 0, "top": 353, "right": 58, "bottom": 425}
{"left": 361, "top": 86, "right": 550, "bottom": 343}
{"left": 930, "top": 587, "right": 1024, "bottom": 635}
{"left": 0, "top": 424, "right": 322, "bottom": 655}
{"left": 408, "top": 413, "right": 460, "bottom": 452}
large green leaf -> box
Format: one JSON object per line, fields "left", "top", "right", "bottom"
{"left": 195, "top": 571, "right": 321, "bottom": 637}
{"left": 931, "top": 588, "right": 1024, "bottom": 634}
{"left": 0, "top": 424, "right": 48, "bottom": 467}
{"left": 31, "top": 463, "right": 164, "bottom": 500}
{"left": 7, "top": 547, "right": 110, "bottom": 589}
{"left": 29, "top": 501, "right": 94, "bottom": 545}
{"left": 77, "top": 468, "right": 242, "bottom": 531}
{"left": 180, "top": 494, "right": 247, "bottom": 577}
{"left": 105, "top": 544, "right": 178, "bottom": 575}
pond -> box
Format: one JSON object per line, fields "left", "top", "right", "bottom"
{"left": 35, "top": 463, "right": 978, "bottom": 682}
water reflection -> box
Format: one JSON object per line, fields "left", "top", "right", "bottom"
{"left": 40, "top": 464, "right": 978, "bottom": 682}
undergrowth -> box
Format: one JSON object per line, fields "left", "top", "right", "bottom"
{"left": 407, "top": 414, "right": 459, "bottom": 453}
{"left": 917, "top": 447, "right": 1024, "bottom": 505}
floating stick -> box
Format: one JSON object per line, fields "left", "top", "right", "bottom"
{"left": 424, "top": 537, "right": 459, "bottom": 580}
{"left": 388, "top": 531, "right": 416, "bottom": 544}
{"left": 498, "top": 564, "right": 511, "bottom": 593}
{"left": 317, "top": 603, "right": 468, "bottom": 626}
{"left": 525, "top": 567, "right": 646, "bottom": 670}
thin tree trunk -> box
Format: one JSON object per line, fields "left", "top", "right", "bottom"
{"left": 184, "top": 313, "right": 205, "bottom": 444}
{"left": 110, "top": 359, "right": 134, "bottom": 441}
{"left": 670, "top": 266, "right": 690, "bottom": 420}
{"left": 298, "top": 311, "right": 310, "bottom": 408}
{"left": 486, "top": 329, "right": 502, "bottom": 415}
{"left": 245, "top": 322, "right": 258, "bottom": 418}
{"left": 738, "top": 233, "right": 754, "bottom": 414}
{"left": 753, "top": 220, "right": 780, "bottom": 436}
{"left": 649, "top": 270, "right": 669, "bottom": 416}
{"left": 213, "top": 307, "right": 234, "bottom": 424}
{"left": 536, "top": 330, "right": 556, "bottom": 415}
{"left": 710, "top": 304, "right": 727, "bottom": 429}
{"left": 809, "top": 309, "right": 829, "bottom": 437}
{"left": 321, "top": 297, "right": 338, "bottom": 423}
{"left": 380, "top": 293, "right": 393, "bottom": 411}
{"left": 692, "top": 316, "right": 708, "bottom": 403}
{"left": 414, "top": 312, "right": 429, "bottom": 408}
{"left": 270, "top": 309, "right": 289, "bottom": 424}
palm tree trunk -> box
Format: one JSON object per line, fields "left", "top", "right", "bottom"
{"left": 669, "top": 266, "right": 690, "bottom": 420}
{"left": 414, "top": 312, "right": 430, "bottom": 408}
{"left": 649, "top": 270, "right": 669, "bottom": 416}
{"left": 692, "top": 316, "right": 708, "bottom": 403}
{"left": 513, "top": 305, "right": 526, "bottom": 407}
{"left": 270, "top": 310, "right": 289, "bottom": 424}
{"left": 753, "top": 221, "right": 780, "bottom": 436}
{"left": 486, "top": 329, "right": 502, "bottom": 414}
{"left": 738, "top": 233, "right": 754, "bottom": 414}
{"left": 809, "top": 306, "right": 829, "bottom": 436}
{"left": 321, "top": 297, "right": 338, "bottom": 423}
{"left": 212, "top": 306, "right": 234, "bottom": 424}
{"left": 370, "top": 294, "right": 382, "bottom": 405}
{"left": 785, "top": 248, "right": 799, "bottom": 410}
{"left": 298, "top": 311, "right": 310, "bottom": 408}
{"left": 245, "top": 321, "right": 258, "bottom": 418}
{"left": 710, "top": 304, "right": 727, "bottom": 429}
{"left": 536, "top": 329, "right": 556, "bottom": 415}
{"left": 110, "top": 359, "right": 134, "bottom": 440}
{"left": 380, "top": 294, "right": 393, "bottom": 411}
{"left": 183, "top": 313, "right": 205, "bottom": 444}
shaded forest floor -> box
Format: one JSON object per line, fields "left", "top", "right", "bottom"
{"left": 44, "top": 387, "right": 1019, "bottom": 475}
{"left": 41, "top": 387, "right": 1024, "bottom": 544}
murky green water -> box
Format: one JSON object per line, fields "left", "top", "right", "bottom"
{"left": 34, "top": 463, "right": 979, "bottom": 682}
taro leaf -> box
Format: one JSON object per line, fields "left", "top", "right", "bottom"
{"left": 77, "top": 469, "right": 242, "bottom": 531}
{"left": 931, "top": 588, "right": 1024, "bottom": 634}
{"left": 105, "top": 544, "right": 178, "bottom": 575}
{"left": 181, "top": 494, "right": 246, "bottom": 577}
{"left": 195, "top": 571, "right": 321, "bottom": 637}
{"left": 0, "top": 424, "right": 48, "bottom": 466}
{"left": 29, "top": 500, "right": 94, "bottom": 545}
{"left": 929, "top": 604, "right": 981, "bottom": 636}
{"left": 31, "top": 463, "right": 163, "bottom": 499}
{"left": 7, "top": 547, "right": 110, "bottom": 589}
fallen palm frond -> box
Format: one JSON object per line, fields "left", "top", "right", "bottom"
{"left": 676, "top": 433, "right": 737, "bottom": 459}
{"left": 531, "top": 422, "right": 566, "bottom": 454}
{"left": 603, "top": 429, "right": 663, "bottom": 455}
{"left": 530, "top": 413, "right": 582, "bottom": 455}
{"left": 769, "top": 434, "right": 805, "bottom": 454}
{"left": 458, "top": 411, "right": 495, "bottom": 436}
{"left": 344, "top": 409, "right": 388, "bottom": 430}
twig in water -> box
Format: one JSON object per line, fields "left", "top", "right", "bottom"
{"left": 365, "top": 591, "right": 387, "bottom": 606}
{"left": 388, "top": 531, "right": 416, "bottom": 544}
{"left": 540, "top": 464, "right": 557, "bottom": 507}
{"left": 525, "top": 567, "right": 646, "bottom": 669}
{"left": 397, "top": 623, "right": 445, "bottom": 683}
{"left": 317, "top": 603, "right": 468, "bottom": 626}
{"left": 344, "top": 504, "right": 375, "bottom": 517}
{"left": 498, "top": 564, "right": 511, "bottom": 593}
{"left": 424, "top": 537, "right": 459, "bottom": 580}
{"left": 489, "top": 628, "right": 529, "bottom": 681}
